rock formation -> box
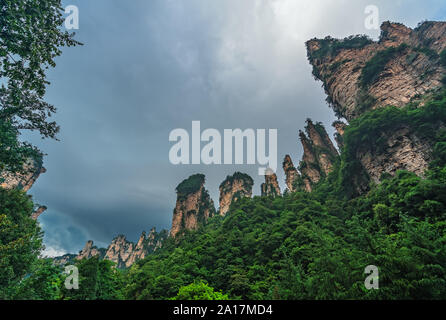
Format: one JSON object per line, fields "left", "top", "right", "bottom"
{"left": 306, "top": 21, "right": 446, "bottom": 121}
{"left": 74, "top": 228, "right": 168, "bottom": 268}
{"left": 357, "top": 126, "right": 433, "bottom": 184}
{"left": 170, "top": 174, "right": 216, "bottom": 238}
{"left": 0, "top": 157, "right": 46, "bottom": 192}
{"left": 31, "top": 206, "right": 47, "bottom": 220}
{"left": 333, "top": 121, "right": 347, "bottom": 149}
{"left": 298, "top": 120, "right": 339, "bottom": 192}
{"left": 76, "top": 240, "right": 105, "bottom": 261}
{"left": 283, "top": 155, "right": 300, "bottom": 193}
{"left": 306, "top": 21, "right": 446, "bottom": 190}
{"left": 219, "top": 172, "right": 253, "bottom": 216}
{"left": 261, "top": 169, "right": 281, "bottom": 196}
{"left": 53, "top": 254, "right": 77, "bottom": 266}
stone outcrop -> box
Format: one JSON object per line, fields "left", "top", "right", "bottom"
{"left": 74, "top": 228, "right": 168, "bottom": 268}
{"left": 282, "top": 155, "right": 300, "bottom": 193}
{"left": 0, "top": 158, "right": 46, "bottom": 192}
{"left": 103, "top": 228, "right": 167, "bottom": 268}
{"left": 307, "top": 21, "right": 446, "bottom": 120}
{"left": 76, "top": 240, "right": 105, "bottom": 261}
{"left": 306, "top": 21, "right": 446, "bottom": 191}
{"left": 31, "top": 206, "right": 47, "bottom": 220}
{"left": 53, "top": 254, "right": 77, "bottom": 266}
{"left": 357, "top": 126, "right": 433, "bottom": 184}
{"left": 298, "top": 120, "right": 339, "bottom": 192}
{"left": 261, "top": 169, "right": 281, "bottom": 196}
{"left": 219, "top": 172, "right": 253, "bottom": 216}
{"left": 170, "top": 174, "right": 216, "bottom": 238}
{"left": 333, "top": 121, "right": 347, "bottom": 149}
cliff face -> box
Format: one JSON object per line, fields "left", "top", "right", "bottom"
{"left": 357, "top": 126, "right": 433, "bottom": 184}
{"left": 74, "top": 228, "right": 168, "bottom": 268}
{"left": 261, "top": 169, "right": 281, "bottom": 196}
{"left": 0, "top": 158, "right": 46, "bottom": 192}
{"left": 307, "top": 21, "right": 446, "bottom": 121}
{"left": 306, "top": 21, "right": 446, "bottom": 190}
{"left": 283, "top": 155, "right": 300, "bottom": 193}
{"left": 76, "top": 240, "right": 105, "bottom": 261}
{"left": 103, "top": 228, "right": 167, "bottom": 268}
{"left": 298, "top": 120, "right": 339, "bottom": 192}
{"left": 170, "top": 174, "right": 216, "bottom": 238}
{"left": 219, "top": 172, "right": 253, "bottom": 216}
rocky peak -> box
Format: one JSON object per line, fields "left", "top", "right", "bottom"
{"left": 170, "top": 174, "right": 216, "bottom": 238}
{"left": 75, "top": 228, "right": 168, "bottom": 268}
{"left": 104, "top": 235, "right": 134, "bottom": 268}
{"left": 282, "top": 155, "right": 300, "bottom": 193}
{"left": 219, "top": 172, "right": 253, "bottom": 216}
{"left": 261, "top": 169, "right": 281, "bottom": 197}
{"left": 333, "top": 121, "right": 347, "bottom": 149}
{"left": 0, "top": 157, "right": 46, "bottom": 192}
{"left": 31, "top": 206, "right": 47, "bottom": 220}
{"left": 76, "top": 240, "right": 104, "bottom": 261}
{"left": 306, "top": 20, "right": 446, "bottom": 193}
{"left": 306, "top": 21, "right": 446, "bottom": 120}
{"left": 298, "top": 121, "right": 339, "bottom": 192}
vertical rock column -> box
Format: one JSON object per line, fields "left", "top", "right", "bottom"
{"left": 219, "top": 172, "right": 254, "bottom": 216}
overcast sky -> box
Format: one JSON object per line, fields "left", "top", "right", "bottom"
{"left": 25, "top": 0, "right": 446, "bottom": 256}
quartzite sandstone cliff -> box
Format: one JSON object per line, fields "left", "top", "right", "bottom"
{"left": 307, "top": 21, "right": 446, "bottom": 120}
{"left": 261, "top": 169, "right": 281, "bottom": 196}
{"left": 306, "top": 21, "right": 446, "bottom": 189}
{"left": 74, "top": 228, "right": 167, "bottom": 268}
{"left": 219, "top": 172, "right": 254, "bottom": 216}
{"left": 170, "top": 174, "right": 216, "bottom": 238}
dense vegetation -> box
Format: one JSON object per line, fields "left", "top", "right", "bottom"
{"left": 308, "top": 35, "right": 373, "bottom": 62}
{"left": 359, "top": 44, "right": 408, "bottom": 89}
{"left": 176, "top": 174, "right": 205, "bottom": 196}
{"left": 3, "top": 91, "right": 446, "bottom": 300}
{"left": 1, "top": 4, "right": 446, "bottom": 299}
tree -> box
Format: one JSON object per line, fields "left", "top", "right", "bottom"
{"left": 12, "top": 258, "right": 63, "bottom": 300}
{"left": 0, "top": 188, "right": 43, "bottom": 299}
{"left": 173, "top": 281, "right": 229, "bottom": 300}
{"left": 0, "top": 0, "right": 81, "bottom": 170}
{"left": 61, "top": 257, "right": 124, "bottom": 300}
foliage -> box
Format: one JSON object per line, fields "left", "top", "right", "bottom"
{"left": 176, "top": 174, "right": 205, "bottom": 197}
{"left": 308, "top": 35, "right": 373, "bottom": 61}
{"left": 0, "top": 0, "right": 81, "bottom": 139}
{"left": 12, "top": 258, "right": 63, "bottom": 300}
{"left": 413, "top": 46, "right": 439, "bottom": 60}
{"left": 0, "top": 188, "right": 43, "bottom": 299}
{"left": 123, "top": 92, "right": 446, "bottom": 300}
{"left": 440, "top": 49, "right": 446, "bottom": 67}
{"left": 220, "top": 172, "right": 253, "bottom": 190}
{"left": 172, "top": 281, "right": 229, "bottom": 300}
{"left": 61, "top": 257, "right": 125, "bottom": 300}
{"left": 359, "top": 44, "right": 408, "bottom": 88}
{"left": 0, "top": 118, "right": 41, "bottom": 172}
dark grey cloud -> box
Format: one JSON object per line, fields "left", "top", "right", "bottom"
{"left": 22, "top": 0, "right": 446, "bottom": 255}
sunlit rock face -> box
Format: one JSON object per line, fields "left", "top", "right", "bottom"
{"left": 75, "top": 228, "right": 168, "bottom": 268}
{"left": 306, "top": 21, "right": 446, "bottom": 190}
{"left": 0, "top": 158, "right": 46, "bottom": 192}
{"left": 170, "top": 174, "right": 216, "bottom": 238}
{"left": 219, "top": 172, "right": 253, "bottom": 216}
{"left": 261, "top": 169, "right": 281, "bottom": 197}
{"left": 307, "top": 21, "right": 446, "bottom": 121}
{"left": 298, "top": 120, "right": 339, "bottom": 192}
